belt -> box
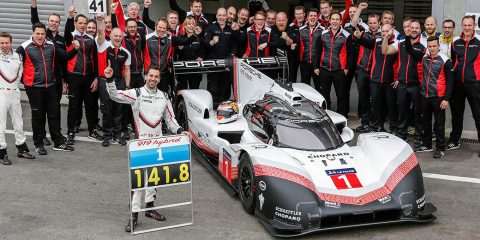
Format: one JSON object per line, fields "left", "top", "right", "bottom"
{"left": 0, "top": 87, "right": 18, "bottom": 90}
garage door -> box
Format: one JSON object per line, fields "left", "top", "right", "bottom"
{"left": 0, "top": 0, "right": 66, "bottom": 48}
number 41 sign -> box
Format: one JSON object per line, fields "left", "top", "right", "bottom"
{"left": 88, "top": 0, "right": 107, "bottom": 13}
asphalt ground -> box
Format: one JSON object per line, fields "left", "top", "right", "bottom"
{"left": 0, "top": 103, "right": 479, "bottom": 240}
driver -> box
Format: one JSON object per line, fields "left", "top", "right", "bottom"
{"left": 104, "top": 64, "right": 190, "bottom": 232}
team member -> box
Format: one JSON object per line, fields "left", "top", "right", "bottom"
{"left": 176, "top": 17, "right": 205, "bottom": 90}
{"left": 248, "top": 0, "right": 270, "bottom": 14}
{"left": 349, "top": 3, "right": 381, "bottom": 132}
{"left": 405, "top": 35, "right": 453, "bottom": 158}
{"left": 30, "top": 0, "right": 66, "bottom": 146}
{"left": 17, "top": 23, "right": 74, "bottom": 154}
{"left": 354, "top": 23, "right": 398, "bottom": 133}
{"left": 144, "top": 18, "right": 200, "bottom": 95}
{"left": 96, "top": 14, "right": 131, "bottom": 147}
{"left": 318, "top": 0, "right": 351, "bottom": 29}
{"left": 381, "top": 11, "right": 402, "bottom": 40}
{"left": 313, "top": 11, "right": 352, "bottom": 118}
{"left": 287, "top": 6, "right": 305, "bottom": 83}
{"left": 204, "top": 8, "right": 237, "bottom": 102}
{"left": 169, "top": 0, "right": 208, "bottom": 33}
{"left": 241, "top": 11, "right": 272, "bottom": 58}
{"left": 266, "top": 10, "right": 277, "bottom": 28}
{"left": 298, "top": 8, "right": 323, "bottom": 87}
{"left": 382, "top": 19, "right": 426, "bottom": 149}
{"left": 86, "top": 19, "right": 97, "bottom": 36}
{"left": 439, "top": 19, "right": 456, "bottom": 58}
{"left": 268, "top": 12, "right": 294, "bottom": 54}
{"left": 64, "top": 7, "right": 101, "bottom": 145}
{"left": 104, "top": 64, "right": 188, "bottom": 232}
{"left": 0, "top": 32, "right": 35, "bottom": 165}
{"left": 227, "top": 6, "right": 237, "bottom": 25}
{"left": 112, "top": 0, "right": 148, "bottom": 35}
{"left": 234, "top": 7, "right": 250, "bottom": 57}
{"left": 143, "top": 1, "right": 182, "bottom": 36}
{"left": 421, "top": 16, "right": 441, "bottom": 40}
{"left": 447, "top": 16, "right": 480, "bottom": 151}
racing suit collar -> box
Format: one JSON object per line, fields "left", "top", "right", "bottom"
{"left": 144, "top": 86, "right": 158, "bottom": 94}
{"left": 439, "top": 34, "right": 456, "bottom": 43}
{"left": 0, "top": 49, "right": 13, "bottom": 57}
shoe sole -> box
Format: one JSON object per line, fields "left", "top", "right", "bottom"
{"left": 446, "top": 145, "right": 460, "bottom": 151}
{"left": 52, "top": 148, "right": 74, "bottom": 152}
{"left": 415, "top": 149, "right": 433, "bottom": 153}
{"left": 88, "top": 136, "right": 104, "bottom": 142}
{"left": 433, "top": 153, "right": 445, "bottom": 158}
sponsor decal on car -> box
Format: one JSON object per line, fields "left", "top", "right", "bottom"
{"left": 274, "top": 206, "right": 301, "bottom": 222}
{"left": 188, "top": 102, "right": 202, "bottom": 114}
{"left": 416, "top": 194, "right": 426, "bottom": 208}
{"left": 378, "top": 195, "right": 392, "bottom": 204}
{"left": 259, "top": 193, "right": 265, "bottom": 210}
{"left": 259, "top": 181, "right": 267, "bottom": 191}
{"left": 325, "top": 201, "right": 341, "bottom": 208}
{"left": 326, "top": 168, "right": 363, "bottom": 190}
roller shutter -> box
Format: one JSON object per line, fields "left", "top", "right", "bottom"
{"left": 0, "top": 0, "right": 66, "bottom": 48}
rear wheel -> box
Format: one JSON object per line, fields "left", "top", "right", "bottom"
{"left": 176, "top": 100, "right": 189, "bottom": 131}
{"left": 238, "top": 154, "right": 257, "bottom": 214}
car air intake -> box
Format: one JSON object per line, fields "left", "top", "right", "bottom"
{"left": 321, "top": 209, "right": 401, "bottom": 228}
{"left": 218, "top": 131, "right": 244, "bottom": 144}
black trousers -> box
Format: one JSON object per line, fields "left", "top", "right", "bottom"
{"left": 25, "top": 87, "right": 65, "bottom": 146}
{"left": 207, "top": 72, "right": 231, "bottom": 102}
{"left": 369, "top": 81, "right": 398, "bottom": 131}
{"left": 288, "top": 56, "right": 300, "bottom": 83}
{"left": 67, "top": 74, "right": 98, "bottom": 133}
{"left": 397, "top": 83, "right": 423, "bottom": 142}
{"left": 449, "top": 81, "right": 480, "bottom": 144}
{"left": 158, "top": 71, "right": 174, "bottom": 95}
{"left": 123, "top": 73, "right": 145, "bottom": 133}
{"left": 300, "top": 62, "right": 316, "bottom": 87}
{"left": 177, "top": 73, "right": 202, "bottom": 90}
{"left": 99, "top": 78, "right": 125, "bottom": 139}
{"left": 356, "top": 68, "right": 371, "bottom": 126}
{"left": 317, "top": 69, "right": 348, "bottom": 117}
{"left": 421, "top": 97, "right": 446, "bottom": 149}
{"left": 344, "top": 67, "right": 357, "bottom": 117}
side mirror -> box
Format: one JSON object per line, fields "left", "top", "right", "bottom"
{"left": 340, "top": 127, "right": 354, "bottom": 143}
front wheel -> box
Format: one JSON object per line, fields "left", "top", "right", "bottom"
{"left": 176, "top": 99, "right": 189, "bottom": 131}
{"left": 238, "top": 154, "right": 257, "bottom": 214}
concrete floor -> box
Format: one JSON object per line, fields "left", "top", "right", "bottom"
{"left": 0, "top": 103, "right": 479, "bottom": 240}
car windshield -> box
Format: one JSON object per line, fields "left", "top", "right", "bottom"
{"left": 263, "top": 96, "right": 344, "bottom": 151}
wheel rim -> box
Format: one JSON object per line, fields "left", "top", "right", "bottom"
{"left": 240, "top": 166, "right": 253, "bottom": 199}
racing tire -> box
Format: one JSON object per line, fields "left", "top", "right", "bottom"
{"left": 238, "top": 154, "right": 257, "bottom": 214}
{"left": 176, "top": 99, "right": 189, "bottom": 131}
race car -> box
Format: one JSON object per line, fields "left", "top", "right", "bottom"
{"left": 172, "top": 56, "right": 437, "bottom": 237}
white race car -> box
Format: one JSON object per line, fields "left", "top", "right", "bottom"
{"left": 173, "top": 56, "right": 436, "bottom": 237}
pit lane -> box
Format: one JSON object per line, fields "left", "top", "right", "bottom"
{"left": 0, "top": 103, "right": 478, "bottom": 240}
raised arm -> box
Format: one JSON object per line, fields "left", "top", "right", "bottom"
{"left": 142, "top": 0, "right": 156, "bottom": 31}
{"left": 64, "top": 6, "right": 76, "bottom": 46}
{"left": 382, "top": 29, "right": 398, "bottom": 55}
{"left": 96, "top": 14, "right": 106, "bottom": 46}
{"left": 341, "top": 0, "right": 353, "bottom": 26}
{"left": 351, "top": 2, "right": 367, "bottom": 28}
{"left": 111, "top": 2, "right": 125, "bottom": 31}
{"left": 169, "top": 0, "right": 187, "bottom": 24}
{"left": 404, "top": 37, "right": 424, "bottom": 62}
{"left": 31, "top": 0, "right": 40, "bottom": 24}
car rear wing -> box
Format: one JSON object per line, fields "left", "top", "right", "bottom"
{"left": 172, "top": 54, "right": 288, "bottom": 75}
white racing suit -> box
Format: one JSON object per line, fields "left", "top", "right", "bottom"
{"left": 0, "top": 50, "right": 26, "bottom": 150}
{"left": 106, "top": 81, "right": 181, "bottom": 212}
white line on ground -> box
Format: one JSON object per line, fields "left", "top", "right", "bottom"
{"left": 5, "top": 130, "right": 480, "bottom": 184}
{"left": 423, "top": 173, "right": 480, "bottom": 184}
{"left": 5, "top": 130, "right": 100, "bottom": 143}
